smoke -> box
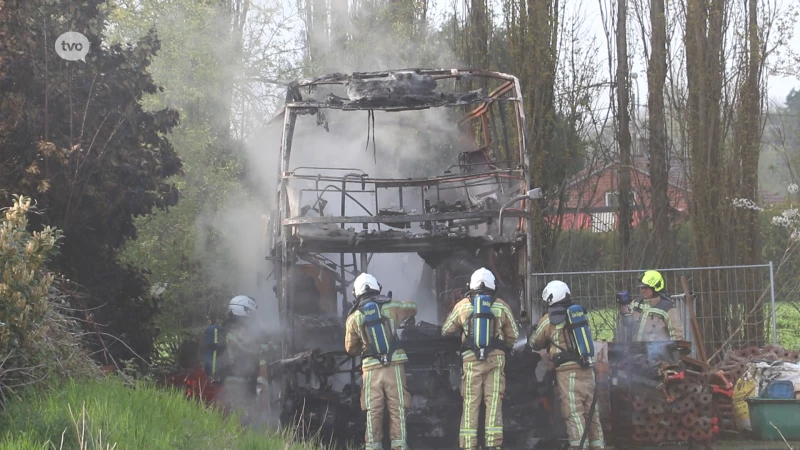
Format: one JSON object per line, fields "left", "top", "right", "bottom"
{"left": 199, "top": 0, "right": 474, "bottom": 341}
{"left": 219, "top": 97, "right": 469, "bottom": 326}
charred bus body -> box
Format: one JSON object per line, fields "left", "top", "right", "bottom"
{"left": 264, "top": 70, "right": 555, "bottom": 449}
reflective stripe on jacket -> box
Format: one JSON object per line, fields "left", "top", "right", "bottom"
{"left": 345, "top": 300, "right": 417, "bottom": 371}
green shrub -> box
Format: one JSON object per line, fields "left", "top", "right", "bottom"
{"left": 0, "top": 196, "right": 98, "bottom": 406}
{"left": 0, "top": 195, "right": 61, "bottom": 353}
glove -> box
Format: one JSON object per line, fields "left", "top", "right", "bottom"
{"left": 616, "top": 290, "right": 631, "bottom": 305}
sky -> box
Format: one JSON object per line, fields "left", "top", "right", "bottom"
{"left": 549, "top": 0, "right": 800, "bottom": 110}
{"left": 273, "top": 0, "right": 800, "bottom": 107}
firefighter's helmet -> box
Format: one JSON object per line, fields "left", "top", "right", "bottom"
{"left": 353, "top": 273, "right": 381, "bottom": 300}
{"left": 469, "top": 267, "right": 496, "bottom": 291}
{"left": 542, "top": 280, "right": 571, "bottom": 306}
{"left": 229, "top": 295, "right": 257, "bottom": 316}
{"left": 639, "top": 270, "right": 666, "bottom": 292}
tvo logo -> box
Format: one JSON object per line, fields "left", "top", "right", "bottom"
{"left": 55, "top": 32, "right": 90, "bottom": 62}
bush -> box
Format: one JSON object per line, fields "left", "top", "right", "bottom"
{"left": 0, "top": 377, "right": 320, "bottom": 450}
{"left": 0, "top": 196, "right": 98, "bottom": 406}
{"left": 551, "top": 221, "right": 694, "bottom": 272}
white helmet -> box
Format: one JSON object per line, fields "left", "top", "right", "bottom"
{"left": 229, "top": 295, "right": 257, "bottom": 316}
{"left": 469, "top": 267, "right": 496, "bottom": 291}
{"left": 353, "top": 273, "right": 381, "bottom": 299}
{"left": 541, "top": 280, "right": 570, "bottom": 306}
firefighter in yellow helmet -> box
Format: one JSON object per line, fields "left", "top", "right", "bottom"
{"left": 441, "top": 268, "right": 519, "bottom": 450}
{"left": 617, "top": 270, "right": 684, "bottom": 342}
{"left": 530, "top": 280, "right": 604, "bottom": 450}
{"left": 345, "top": 273, "right": 417, "bottom": 450}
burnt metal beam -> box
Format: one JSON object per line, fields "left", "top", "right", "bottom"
{"left": 457, "top": 81, "right": 515, "bottom": 127}
{"left": 285, "top": 98, "right": 500, "bottom": 112}
{"left": 284, "top": 170, "right": 523, "bottom": 187}
{"left": 295, "top": 69, "right": 523, "bottom": 88}
{"left": 291, "top": 235, "right": 524, "bottom": 254}
{"left": 283, "top": 209, "right": 527, "bottom": 226}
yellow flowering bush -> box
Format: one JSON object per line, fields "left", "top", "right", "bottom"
{"left": 0, "top": 195, "right": 61, "bottom": 356}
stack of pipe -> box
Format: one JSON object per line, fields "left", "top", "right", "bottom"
{"left": 628, "top": 370, "right": 717, "bottom": 444}
{"left": 715, "top": 344, "right": 800, "bottom": 381}
{"left": 713, "top": 344, "right": 800, "bottom": 433}
{"left": 609, "top": 342, "right": 717, "bottom": 447}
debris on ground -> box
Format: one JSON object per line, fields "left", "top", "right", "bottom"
{"left": 608, "top": 341, "right": 719, "bottom": 447}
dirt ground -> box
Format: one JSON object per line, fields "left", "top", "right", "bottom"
{"left": 708, "top": 441, "right": 799, "bottom": 449}
{"left": 614, "top": 441, "right": 800, "bottom": 449}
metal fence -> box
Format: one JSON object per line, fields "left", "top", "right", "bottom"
{"left": 530, "top": 264, "right": 777, "bottom": 364}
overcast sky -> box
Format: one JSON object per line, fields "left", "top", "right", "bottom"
{"left": 273, "top": 0, "right": 800, "bottom": 105}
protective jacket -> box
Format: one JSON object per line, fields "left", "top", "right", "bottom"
{"left": 630, "top": 294, "right": 684, "bottom": 341}
{"left": 441, "top": 296, "right": 519, "bottom": 361}
{"left": 218, "top": 316, "right": 263, "bottom": 381}
{"left": 530, "top": 310, "right": 580, "bottom": 372}
{"left": 344, "top": 296, "right": 417, "bottom": 371}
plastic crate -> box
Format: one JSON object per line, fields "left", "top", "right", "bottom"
{"left": 760, "top": 380, "right": 795, "bottom": 399}
{"left": 746, "top": 398, "right": 800, "bottom": 440}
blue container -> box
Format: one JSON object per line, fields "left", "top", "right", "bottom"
{"left": 759, "top": 380, "right": 795, "bottom": 400}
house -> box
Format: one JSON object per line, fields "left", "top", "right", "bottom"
{"left": 553, "top": 157, "right": 690, "bottom": 232}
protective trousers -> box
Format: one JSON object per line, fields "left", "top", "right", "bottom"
{"left": 221, "top": 377, "right": 257, "bottom": 423}
{"left": 459, "top": 354, "right": 505, "bottom": 449}
{"left": 556, "top": 368, "right": 604, "bottom": 450}
{"left": 361, "top": 363, "right": 411, "bottom": 450}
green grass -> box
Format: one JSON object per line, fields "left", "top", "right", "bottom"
{"left": 587, "top": 304, "right": 800, "bottom": 351}
{"left": 773, "top": 302, "right": 800, "bottom": 351}
{"left": 0, "top": 377, "right": 322, "bottom": 450}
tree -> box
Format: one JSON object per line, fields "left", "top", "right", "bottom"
{"left": 109, "top": 0, "right": 300, "bottom": 334}
{"left": 616, "top": 0, "right": 633, "bottom": 269}
{"left": 0, "top": 0, "right": 182, "bottom": 362}
{"left": 685, "top": 0, "right": 726, "bottom": 267}
{"left": 646, "top": 0, "right": 672, "bottom": 267}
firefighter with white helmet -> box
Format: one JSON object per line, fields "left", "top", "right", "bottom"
{"left": 345, "top": 273, "right": 417, "bottom": 450}
{"left": 214, "top": 295, "right": 266, "bottom": 422}
{"left": 616, "top": 270, "right": 684, "bottom": 342}
{"left": 442, "top": 267, "right": 519, "bottom": 450}
{"left": 530, "top": 280, "right": 605, "bottom": 450}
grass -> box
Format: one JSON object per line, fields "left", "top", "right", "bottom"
{"left": 585, "top": 304, "right": 800, "bottom": 352}
{"left": 773, "top": 302, "right": 800, "bottom": 351}
{"left": 0, "top": 377, "right": 324, "bottom": 450}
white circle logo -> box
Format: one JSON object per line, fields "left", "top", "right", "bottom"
{"left": 55, "top": 32, "right": 90, "bottom": 62}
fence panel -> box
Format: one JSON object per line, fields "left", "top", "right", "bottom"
{"left": 530, "top": 264, "right": 775, "bottom": 363}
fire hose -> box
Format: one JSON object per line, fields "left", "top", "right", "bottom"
{"left": 577, "top": 375, "right": 599, "bottom": 450}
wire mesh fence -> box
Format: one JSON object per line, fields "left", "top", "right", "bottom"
{"left": 530, "top": 264, "right": 777, "bottom": 364}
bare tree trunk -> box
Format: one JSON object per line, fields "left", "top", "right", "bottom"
{"left": 330, "top": 0, "right": 350, "bottom": 60}
{"left": 686, "top": 0, "right": 727, "bottom": 358}
{"left": 470, "top": 0, "right": 490, "bottom": 69}
{"left": 648, "top": 0, "right": 672, "bottom": 267}
{"left": 616, "top": 0, "right": 633, "bottom": 269}
{"left": 527, "top": 0, "right": 559, "bottom": 271}
{"left": 685, "top": 0, "right": 726, "bottom": 267}
{"left": 463, "top": 0, "right": 490, "bottom": 93}
{"left": 313, "top": 0, "right": 328, "bottom": 67}
{"left": 732, "top": 0, "right": 764, "bottom": 343}
{"left": 213, "top": 0, "right": 250, "bottom": 142}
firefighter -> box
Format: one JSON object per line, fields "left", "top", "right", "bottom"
{"left": 442, "top": 267, "right": 519, "bottom": 450}
{"left": 217, "top": 295, "right": 266, "bottom": 421}
{"left": 617, "top": 270, "right": 684, "bottom": 342}
{"left": 345, "top": 273, "right": 417, "bottom": 450}
{"left": 530, "top": 280, "right": 604, "bottom": 450}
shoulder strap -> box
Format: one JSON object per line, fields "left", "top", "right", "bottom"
{"left": 654, "top": 294, "right": 674, "bottom": 312}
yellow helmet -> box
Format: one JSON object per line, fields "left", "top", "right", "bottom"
{"left": 639, "top": 270, "right": 665, "bottom": 292}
